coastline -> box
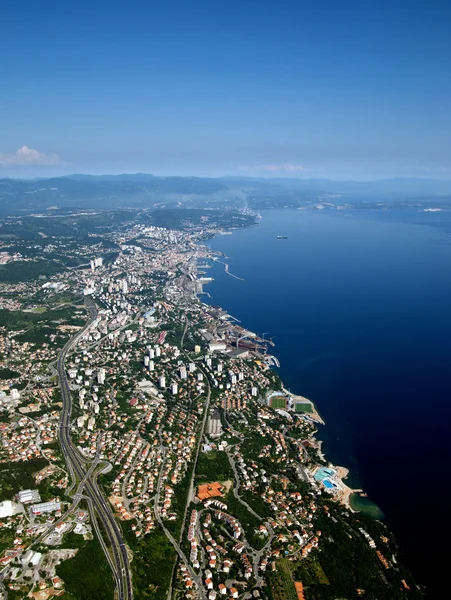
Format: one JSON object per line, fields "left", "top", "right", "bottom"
{"left": 204, "top": 230, "right": 373, "bottom": 517}
{"left": 282, "top": 386, "right": 325, "bottom": 425}
{"left": 334, "top": 466, "right": 357, "bottom": 510}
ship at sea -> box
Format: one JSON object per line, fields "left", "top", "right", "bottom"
{"left": 277, "top": 235, "right": 288, "bottom": 239}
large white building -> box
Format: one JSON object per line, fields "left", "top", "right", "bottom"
{"left": 30, "top": 501, "right": 61, "bottom": 516}
{"left": 209, "top": 342, "right": 226, "bottom": 353}
{"left": 0, "top": 500, "right": 15, "bottom": 518}
{"left": 18, "top": 489, "right": 41, "bottom": 504}
{"left": 97, "top": 368, "right": 106, "bottom": 385}
{"left": 21, "top": 550, "right": 42, "bottom": 567}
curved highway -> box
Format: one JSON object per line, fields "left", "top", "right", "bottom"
{"left": 57, "top": 298, "right": 133, "bottom": 600}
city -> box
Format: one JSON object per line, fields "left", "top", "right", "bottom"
{"left": 0, "top": 209, "right": 422, "bottom": 599}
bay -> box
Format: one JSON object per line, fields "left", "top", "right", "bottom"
{"left": 204, "top": 208, "right": 451, "bottom": 598}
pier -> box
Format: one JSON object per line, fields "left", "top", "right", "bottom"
{"left": 217, "top": 259, "right": 244, "bottom": 281}
{"left": 266, "top": 355, "right": 281, "bottom": 368}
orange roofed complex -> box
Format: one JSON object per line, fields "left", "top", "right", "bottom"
{"left": 197, "top": 482, "right": 224, "bottom": 501}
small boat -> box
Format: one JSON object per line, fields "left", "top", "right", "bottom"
{"left": 276, "top": 236, "right": 288, "bottom": 239}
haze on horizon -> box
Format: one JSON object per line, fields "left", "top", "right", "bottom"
{"left": 1, "top": 0, "right": 450, "bottom": 180}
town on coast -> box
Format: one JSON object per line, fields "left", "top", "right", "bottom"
{"left": 0, "top": 209, "right": 424, "bottom": 599}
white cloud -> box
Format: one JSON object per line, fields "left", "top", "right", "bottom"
{"left": 238, "top": 163, "right": 307, "bottom": 172}
{"left": 0, "top": 146, "right": 63, "bottom": 167}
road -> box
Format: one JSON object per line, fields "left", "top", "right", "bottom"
{"left": 57, "top": 298, "right": 133, "bottom": 600}
{"left": 225, "top": 448, "right": 263, "bottom": 521}
{"left": 153, "top": 443, "right": 206, "bottom": 599}
{"left": 153, "top": 316, "right": 212, "bottom": 600}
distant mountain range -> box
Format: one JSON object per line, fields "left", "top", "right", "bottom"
{"left": 1, "top": 174, "right": 451, "bottom": 214}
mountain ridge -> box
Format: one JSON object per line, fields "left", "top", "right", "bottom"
{"left": 1, "top": 174, "right": 451, "bottom": 215}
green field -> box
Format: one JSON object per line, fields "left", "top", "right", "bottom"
{"left": 295, "top": 402, "right": 313, "bottom": 413}
{"left": 270, "top": 559, "right": 298, "bottom": 600}
{"left": 270, "top": 396, "right": 287, "bottom": 409}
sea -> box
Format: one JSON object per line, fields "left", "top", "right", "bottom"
{"left": 203, "top": 208, "right": 451, "bottom": 598}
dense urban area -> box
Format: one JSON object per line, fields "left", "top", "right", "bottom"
{"left": 0, "top": 207, "right": 424, "bottom": 600}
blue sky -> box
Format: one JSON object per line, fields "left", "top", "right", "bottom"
{"left": 1, "top": 0, "right": 450, "bottom": 179}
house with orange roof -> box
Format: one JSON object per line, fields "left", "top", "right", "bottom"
{"left": 295, "top": 582, "right": 306, "bottom": 600}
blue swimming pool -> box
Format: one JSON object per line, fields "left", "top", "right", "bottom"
{"left": 323, "top": 479, "right": 336, "bottom": 489}
{"left": 314, "top": 467, "right": 337, "bottom": 482}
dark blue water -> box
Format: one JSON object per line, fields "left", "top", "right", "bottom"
{"left": 205, "top": 209, "right": 451, "bottom": 597}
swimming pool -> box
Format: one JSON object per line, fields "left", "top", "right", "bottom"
{"left": 314, "top": 467, "right": 337, "bottom": 482}
{"left": 323, "top": 479, "right": 337, "bottom": 489}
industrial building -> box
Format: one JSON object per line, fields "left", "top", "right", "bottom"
{"left": 30, "top": 501, "right": 61, "bottom": 516}
{"left": 18, "top": 489, "right": 41, "bottom": 504}
{"left": 0, "top": 500, "right": 16, "bottom": 518}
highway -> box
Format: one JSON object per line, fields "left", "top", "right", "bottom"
{"left": 57, "top": 298, "right": 133, "bottom": 600}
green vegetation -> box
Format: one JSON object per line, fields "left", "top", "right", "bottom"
{"left": 38, "top": 476, "right": 66, "bottom": 503}
{"left": 0, "top": 367, "right": 20, "bottom": 380}
{"left": 0, "top": 307, "right": 85, "bottom": 347}
{"left": 123, "top": 522, "right": 176, "bottom": 599}
{"left": 291, "top": 499, "right": 424, "bottom": 599}
{"left": 0, "top": 526, "right": 15, "bottom": 554}
{"left": 3, "top": 589, "right": 29, "bottom": 600}
{"left": 0, "top": 210, "right": 141, "bottom": 240}
{"left": 151, "top": 208, "right": 256, "bottom": 230}
{"left": 301, "top": 560, "right": 330, "bottom": 585}
{"left": 195, "top": 450, "right": 233, "bottom": 483}
{"left": 55, "top": 534, "right": 114, "bottom": 600}
{"left": 0, "top": 260, "right": 62, "bottom": 282}
{"left": 1, "top": 307, "right": 76, "bottom": 328}
{"left": 0, "top": 458, "right": 47, "bottom": 499}
{"left": 269, "top": 559, "right": 299, "bottom": 600}
{"left": 238, "top": 429, "right": 270, "bottom": 463}
{"left": 224, "top": 491, "right": 266, "bottom": 550}
{"left": 59, "top": 532, "right": 93, "bottom": 551}
{"left": 241, "top": 489, "right": 272, "bottom": 519}
{"left": 165, "top": 469, "right": 192, "bottom": 537}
